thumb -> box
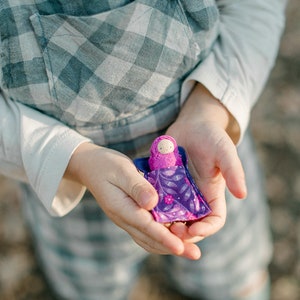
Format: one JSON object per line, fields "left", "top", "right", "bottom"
{"left": 117, "top": 163, "right": 159, "bottom": 210}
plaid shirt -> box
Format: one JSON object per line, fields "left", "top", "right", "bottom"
{"left": 0, "top": 0, "right": 219, "bottom": 153}
{"left": 0, "top": 0, "right": 287, "bottom": 216}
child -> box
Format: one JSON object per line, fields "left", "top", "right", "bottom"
{"left": 0, "top": 0, "right": 287, "bottom": 299}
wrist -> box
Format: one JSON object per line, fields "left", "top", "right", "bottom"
{"left": 178, "top": 83, "right": 240, "bottom": 144}
{"left": 64, "top": 142, "right": 98, "bottom": 185}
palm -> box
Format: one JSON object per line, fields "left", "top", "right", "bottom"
{"left": 166, "top": 121, "right": 246, "bottom": 242}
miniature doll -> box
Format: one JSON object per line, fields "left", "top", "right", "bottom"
{"left": 134, "top": 135, "right": 211, "bottom": 223}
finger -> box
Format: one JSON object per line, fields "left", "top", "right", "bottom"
{"left": 122, "top": 209, "right": 187, "bottom": 255}
{"left": 131, "top": 227, "right": 201, "bottom": 260}
{"left": 180, "top": 242, "right": 201, "bottom": 260}
{"left": 127, "top": 221, "right": 185, "bottom": 255}
{"left": 188, "top": 192, "right": 226, "bottom": 237}
{"left": 123, "top": 207, "right": 202, "bottom": 260}
{"left": 216, "top": 137, "right": 247, "bottom": 199}
{"left": 104, "top": 188, "right": 185, "bottom": 256}
{"left": 105, "top": 184, "right": 201, "bottom": 259}
{"left": 169, "top": 191, "right": 226, "bottom": 241}
{"left": 113, "top": 161, "right": 159, "bottom": 210}
{"left": 169, "top": 222, "right": 205, "bottom": 243}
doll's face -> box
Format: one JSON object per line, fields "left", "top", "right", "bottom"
{"left": 157, "top": 139, "right": 175, "bottom": 154}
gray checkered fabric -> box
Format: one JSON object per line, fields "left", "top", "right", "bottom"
{"left": 0, "top": 0, "right": 218, "bottom": 154}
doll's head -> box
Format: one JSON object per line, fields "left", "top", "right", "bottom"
{"left": 148, "top": 135, "right": 182, "bottom": 170}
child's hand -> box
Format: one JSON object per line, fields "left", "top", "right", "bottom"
{"left": 166, "top": 83, "right": 247, "bottom": 244}
{"left": 66, "top": 143, "right": 202, "bottom": 260}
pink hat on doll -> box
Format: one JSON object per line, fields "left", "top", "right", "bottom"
{"left": 148, "top": 135, "right": 183, "bottom": 170}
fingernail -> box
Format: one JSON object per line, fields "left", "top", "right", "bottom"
{"left": 239, "top": 178, "right": 248, "bottom": 199}
{"left": 140, "top": 189, "right": 157, "bottom": 209}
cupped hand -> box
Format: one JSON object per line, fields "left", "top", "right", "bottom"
{"left": 66, "top": 142, "right": 202, "bottom": 260}
{"left": 166, "top": 83, "right": 247, "bottom": 244}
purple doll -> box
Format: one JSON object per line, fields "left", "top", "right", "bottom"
{"left": 148, "top": 135, "right": 182, "bottom": 170}
{"left": 134, "top": 135, "right": 211, "bottom": 223}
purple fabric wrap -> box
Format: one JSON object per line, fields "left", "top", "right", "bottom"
{"left": 134, "top": 146, "right": 211, "bottom": 223}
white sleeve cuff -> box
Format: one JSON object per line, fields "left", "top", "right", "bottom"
{"left": 19, "top": 103, "right": 91, "bottom": 217}
{"left": 181, "top": 0, "right": 287, "bottom": 144}
{"left": 181, "top": 53, "right": 250, "bottom": 144}
{"left": 35, "top": 131, "right": 89, "bottom": 217}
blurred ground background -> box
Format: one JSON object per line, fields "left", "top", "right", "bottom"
{"left": 0, "top": 1, "right": 299, "bottom": 299}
